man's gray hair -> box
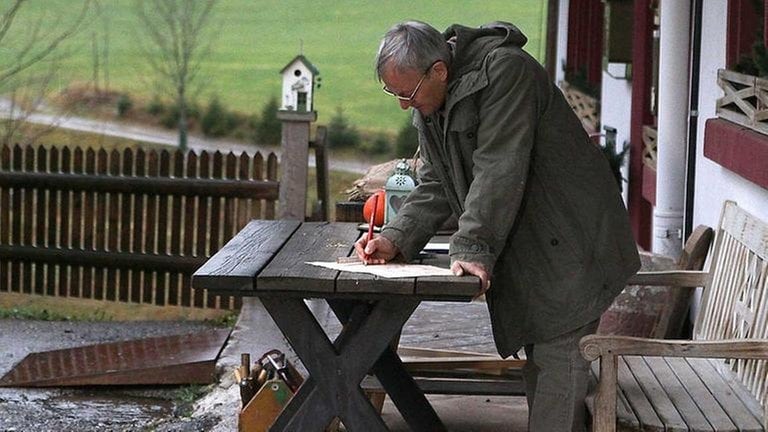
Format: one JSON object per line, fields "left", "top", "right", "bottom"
{"left": 375, "top": 21, "right": 450, "bottom": 81}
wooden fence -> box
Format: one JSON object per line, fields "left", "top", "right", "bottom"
{"left": 0, "top": 144, "right": 279, "bottom": 310}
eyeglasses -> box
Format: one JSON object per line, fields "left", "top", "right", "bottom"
{"left": 382, "top": 62, "right": 436, "bottom": 102}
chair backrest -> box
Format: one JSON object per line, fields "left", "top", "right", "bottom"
{"left": 694, "top": 201, "right": 768, "bottom": 409}
{"left": 596, "top": 224, "right": 713, "bottom": 339}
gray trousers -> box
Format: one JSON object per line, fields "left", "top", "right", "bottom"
{"left": 522, "top": 320, "right": 599, "bottom": 432}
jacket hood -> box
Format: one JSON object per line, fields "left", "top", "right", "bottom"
{"left": 443, "top": 21, "right": 528, "bottom": 77}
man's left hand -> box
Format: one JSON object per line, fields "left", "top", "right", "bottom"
{"left": 450, "top": 260, "right": 490, "bottom": 300}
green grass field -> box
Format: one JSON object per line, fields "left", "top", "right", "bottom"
{"left": 5, "top": 0, "right": 547, "bottom": 133}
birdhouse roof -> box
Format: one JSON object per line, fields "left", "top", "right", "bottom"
{"left": 280, "top": 55, "right": 320, "bottom": 76}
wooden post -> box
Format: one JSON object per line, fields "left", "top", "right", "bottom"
{"left": 593, "top": 354, "right": 618, "bottom": 432}
{"left": 277, "top": 110, "right": 316, "bottom": 220}
{"left": 310, "top": 126, "right": 329, "bottom": 221}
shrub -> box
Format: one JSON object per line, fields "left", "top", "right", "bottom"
{"left": 327, "top": 106, "right": 360, "bottom": 149}
{"left": 160, "top": 101, "right": 201, "bottom": 129}
{"left": 116, "top": 94, "right": 132, "bottom": 117}
{"left": 255, "top": 95, "right": 281, "bottom": 146}
{"left": 201, "top": 96, "right": 236, "bottom": 137}
{"left": 146, "top": 95, "right": 165, "bottom": 115}
{"left": 160, "top": 104, "right": 178, "bottom": 128}
{"left": 361, "top": 132, "right": 391, "bottom": 155}
{"left": 394, "top": 117, "right": 419, "bottom": 158}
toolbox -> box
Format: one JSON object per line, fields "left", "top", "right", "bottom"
{"left": 237, "top": 350, "right": 303, "bottom": 432}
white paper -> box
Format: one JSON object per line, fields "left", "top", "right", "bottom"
{"left": 305, "top": 261, "right": 454, "bottom": 278}
{"left": 423, "top": 242, "right": 449, "bottom": 252}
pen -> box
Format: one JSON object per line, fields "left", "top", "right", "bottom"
{"left": 363, "top": 194, "right": 378, "bottom": 263}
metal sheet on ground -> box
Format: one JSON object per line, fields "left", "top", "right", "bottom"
{"left": 0, "top": 329, "right": 231, "bottom": 387}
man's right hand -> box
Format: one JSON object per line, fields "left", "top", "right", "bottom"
{"left": 354, "top": 233, "right": 399, "bottom": 265}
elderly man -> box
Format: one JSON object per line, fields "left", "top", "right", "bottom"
{"left": 355, "top": 21, "right": 640, "bottom": 431}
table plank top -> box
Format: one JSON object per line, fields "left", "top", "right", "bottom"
{"left": 193, "top": 220, "right": 480, "bottom": 301}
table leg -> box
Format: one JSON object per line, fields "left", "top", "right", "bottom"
{"left": 330, "top": 300, "right": 447, "bottom": 432}
{"left": 328, "top": 300, "right": 446, "bottom": 432}
{"left": 262, "top": 297, "right": 419, "bottom": 432}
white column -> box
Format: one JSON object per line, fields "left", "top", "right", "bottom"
{"left": 652, "top": 0, "right": 691, "bottom": 259}
{"left": 554, "top": 0, "right": 570, "bottom": 85}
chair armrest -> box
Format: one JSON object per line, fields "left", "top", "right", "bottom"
{"left": 626, "top": 270, "right": 708, "bottom": 287}
{"left": 580, "top": 334, "right": 768, "bottom": 361}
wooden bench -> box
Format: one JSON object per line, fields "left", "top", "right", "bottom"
{"left": 581, "top": 201, "right": 768, "bottom": 432}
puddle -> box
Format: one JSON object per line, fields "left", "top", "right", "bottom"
{"left": 0, "top": 387, "right": 178, "bottom": 431}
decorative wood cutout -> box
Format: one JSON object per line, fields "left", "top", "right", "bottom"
{"left": 732, "top": 255, "right": 763, "bottom": 339}
{"left": 716, "top": 69, "right": 768, "bottom": 135}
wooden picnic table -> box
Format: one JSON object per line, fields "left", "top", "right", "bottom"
{"left": 192, "top": 220, "right": 481, "bottom": 432}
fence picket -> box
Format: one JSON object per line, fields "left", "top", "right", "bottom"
{"left": 194, "top": 151, "right": 210, "bottom": 308}
{"left": 266, "top": 153, "right": 278, "bottom": 219}
{"left": 156, "top": 150, "right": 172, "bottom": 306}
{"left": 46, "top": 146, "right": 59, "bottom": 297}
{"left": 33, "top": 146, "right": 47, "bottom": 296}
{"left": 71, "top": 147, "right": 84, "bottom": 298}
{"left": 82, "top": 148, "right": 96, "bottom": 300}
{"left": 0, "top": 146, "right": 8, "bottom": 293}
{"left": 181, "top": 152, "right": 199, "bottom": 307}
{"left": 22, "top": 145, "right": 35, "bottom": 294}
{"left": 94, "top": 149, "right": 108, "bottom": 301}
{"left": 207, "top": 151, "right": 224, "bottom": 309}
{"left": 143, "top": 149, "right": 159, "bottom": 305}
{"left": 105, "top": 149, "right": 121, "bottom": 301}
{"left": 252, "top": 153, "right": 263, "bottom": 220}
{"left": 170, "top": 150, "right": 185, "bottom": 307}
{"left": 130, "top": 148, "right": 146, "bottom": 303}
{"left": 60, "top": 146, "right": 73, "bottom": 297}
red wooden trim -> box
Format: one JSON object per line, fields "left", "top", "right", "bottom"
{"left": 703, "top": 119, "right": 768, "bottom": 190}
{"left": 628, "top": 0, "right": 654, "bottom": 250}
{"left": 586, "top": 0, "right": 604, "bottom": 85}
{"left": 642, "top": 164, "right": 657, "bottom": 206}
{"left": 565, "top": 0, "right": 603, "bottom": 87}
{"left": 567, "top": 0, "right": 583, "bottom": 76}
{"left": 765, "top": 0, "right": 768, "bottom": 48}
{"left": 726, "top": 0, "right": 759, "bottom": 68}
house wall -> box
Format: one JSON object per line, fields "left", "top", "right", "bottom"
{"left": 600, "top": 73, "right": 632, "bottom": 204}
{"left": 692, "top": 1, "right": 768, "bottom": 230}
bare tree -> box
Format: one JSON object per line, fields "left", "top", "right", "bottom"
{"left": 0, "top": 0, "right": 90, "bottom": 146}
{"left": 90, "top": 0, "right": 111, "bottom": 95}
{"left": 134, "top": 0, "right": 217, "bottom": 151}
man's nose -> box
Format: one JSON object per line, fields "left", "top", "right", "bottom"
{"left": 398, "top": 99, "right": 411, "bottom": 110}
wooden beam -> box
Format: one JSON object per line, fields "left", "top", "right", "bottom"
{"left": 0, "top": 171, "right": 278, "bottom": 199}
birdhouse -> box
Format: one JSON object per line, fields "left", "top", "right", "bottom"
{"left": 384, "top": 160, "right": 416, "bottom": 224}
{"left": 279, "top": 55, "right": 320, "bottom": 112}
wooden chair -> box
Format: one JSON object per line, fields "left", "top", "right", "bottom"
{"left": 581, "top": 201, "right": 768, "bottom": 432}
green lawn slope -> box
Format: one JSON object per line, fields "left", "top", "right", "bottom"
{"left": 5, "top": 0, "right": 547, "bottom": 132}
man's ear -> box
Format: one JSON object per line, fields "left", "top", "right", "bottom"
{"left": 433, "top": 61, "right": 449, "bottom": 82}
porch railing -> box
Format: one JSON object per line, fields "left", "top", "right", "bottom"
{"left": 642, "top": 125, "right": 658, "bottom": 169}
{"left": 560, "top": 81, "right": 600, "bottom": 134}
{"left": 716, "top": 68, "right": 768, "bottom": 135}
{"left": 0, "top": 144, "right": 278, "bottom": 310}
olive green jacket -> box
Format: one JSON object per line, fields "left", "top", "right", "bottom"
{"left": 380, "top": 22, "right": 640, "bottom": 357}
